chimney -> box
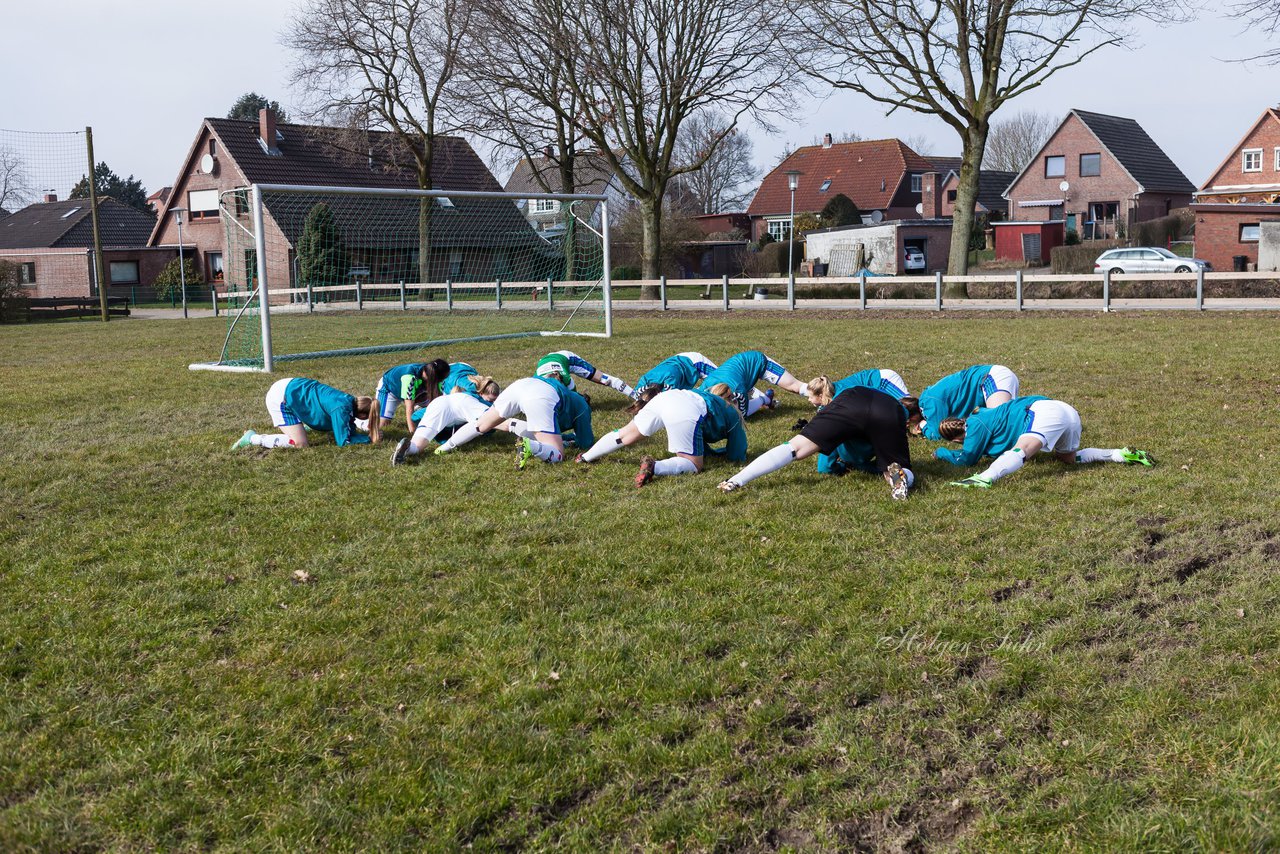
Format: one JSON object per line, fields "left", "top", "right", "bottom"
{"left": 822, "top": 133, "right": 833, "bottom": 149}
{"left": 44, "top": 192, "right": 58, "bottom": 203}
{"left": 921, "top": 172, "right": 941, "bottom": 218}
{"left": 258, "top": 108, "right": 279, "bottom": 155}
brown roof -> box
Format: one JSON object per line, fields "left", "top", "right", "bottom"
{"left": 504, "top": 152, "right": 618, "bottom": 195}
{"left": 203, "top": 118, "right": 501, "bottom": 191}
{"left": 0, "top": 198, "right": 156, "bottom": 250}
{"left": 747, "top": 139, "right": 935, "bottom": 215}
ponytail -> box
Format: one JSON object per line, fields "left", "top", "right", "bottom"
{"left": 420, "top": 358, "right": 451, "bottom": 404}
{"left": 938, "top": 417, "right": 966, "bottom": 442}
{"left": 806, "top": 375, "right": 834, "bottom": 406}
{"left": 707, "top": 382, "right": 746, "bottom": 425}
{"left": 354, "top": 395, "right": 382, "bottom": 444}
{"left": 626, "top": 384, "right": 664, "bottom": 415}
{"left": 470, "top": 375, "right": 499, "bottom": 400}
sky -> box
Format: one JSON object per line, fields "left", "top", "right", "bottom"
{"left": 2, "top": 1, "right": 1277, "bottom": 201}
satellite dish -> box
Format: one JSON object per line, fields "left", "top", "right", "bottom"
{"left": 1059, "top": 181, "right": 1070, "bottom": 192}
{"left": 200, "top": 154, "right": 217, "bottom": 175}
{"left": 914, "top": 203, "right": 923, "bottom": 215}
{"left": 869, "top": 210, "right": 884, "bottom": 223}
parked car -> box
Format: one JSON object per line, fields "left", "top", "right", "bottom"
{"left": 1093, "top": 247, "right": 1211, "bottom": 274}
{"left": 904, "top": 247, "right": 927, "bottom": 272}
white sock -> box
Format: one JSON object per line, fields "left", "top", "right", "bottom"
{"left": 746, "top": 393, "right": 768, "bottom": 417}
{"left": 1076, "top": 448, "right": 1123, "bottom": 464}
{"left": 600, "top": 373, "right": 632, "bottom": 396}
{"left": 728, "top": 442, "right": 796, "bottom": 486}
{"left": 251, "top": 433, "right": 296, "bottom": 449}
{"left": 581, "top": 430, "right": 626, "bottom": 462}
{"left": 438, "top": 421, "right": 483, "bottom": 451}
{"left": 505, "top": 418, "right": 536, "bottom": 438}
{"left": 979, "top": 448, "right": 1025, "bottom": 481}
{"left": 526, "top": 439, "right": 563, "bottom": 463}
{"left": 654, "top": 457, "right": 697, "bottom": 476}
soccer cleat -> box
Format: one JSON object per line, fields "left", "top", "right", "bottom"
{"left": 717, "top": 480, "right": 741, "bottom": 493}
{"left": 949, "top": 474, "right": 993, "bottom": 489}
{"left": 433, "top": 445, "right": 449, "bottom": 456}
{"left": 764, "top": 388, "right": 777, "bottom": 409}
{"left": 1119, "top": 447, "right": 1156, "bottom": 467}
{"left": 391, "top": 437, "right": 411, "bottom": 466}
{"left": 574, "top": 453, "right": 587, "bottom": 464}
{"left": 516, "top": 437, "right": 536, "bottom": 470}
{"left": 886, "top": 463, "right": 909, "bottom": 501}
{"left": 634, "top": 455, "right": 657, "bottom": 488}
{"left": 231, "top": 429, "right": 256, "bottom": 450}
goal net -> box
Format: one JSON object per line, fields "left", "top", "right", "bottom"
{"left": 191, "top": 184, "right": 612, "bottom": 372}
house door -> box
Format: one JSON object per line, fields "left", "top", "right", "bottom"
{"left": 1021, "top": 233, "right": 1042, "bottom": 264}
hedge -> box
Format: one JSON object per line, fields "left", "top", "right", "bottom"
{"left": 1050, "top": 239, "right": 1123, "bottom": 274}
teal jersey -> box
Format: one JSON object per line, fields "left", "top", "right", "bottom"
{"left": 533, "top": 375, "right": 594, "bottom": 445}
{"left": 692, "top": 389, "right": 748, "bottom": 461}
{"left": 634, "top": 355, "right": 704, "bottom": 396}
{"left": 441, "top": 362, "right": 483, "bottom": 400}
{"left": 699, "top": 350, "right": 771, "bottom": 398}
{"left": 283, "top": 378, "right": 371, "bottom": 446}
{"left": 935, "top": 395, "right": 1048, "bottom": 466}
{"left": 918, "top": 365, "right": 994, "bottom": 441}
{"left": 833, "top": 369, "right": 906, "bottom": 400}
{"left": 380, "top": 362, "right": 426, "bottom": 402}
{"left": 815, "top": 370, "right": 889, "bottom": 473}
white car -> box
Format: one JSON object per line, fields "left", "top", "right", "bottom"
{"left": 903, "top": 247, "right": 927, "bottom": 272}
{"left": 1093, "top": 247, "right": 1211, "bottom": 274}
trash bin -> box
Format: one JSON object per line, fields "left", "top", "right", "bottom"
{"left": 1233, "top": 255, "right": 1248, "bottom": 272}
{"left": 812, "top": 262, "right": 829, "bottom": 277}
{"left": 753, "top": 287, "right": 769, "bottom": 301}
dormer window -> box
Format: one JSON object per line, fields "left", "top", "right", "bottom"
{"left": 60, "top": 207, "right": 82, "bottom": 219}
{"left": 819, "top": 179, "right": 832, "bottom": 193}
{"left": 436, "top": 196, "right": 455, "bottom": 209}
{"left": 910, "top": 174, "right": 922, "bottom": 193}
{"left": 534, "top": 198, "right": 558, "bottom": 213}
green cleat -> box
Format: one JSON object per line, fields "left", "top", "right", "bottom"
{"left": 516, "top": 437, "right": 535, "bottom": 469}
{"left": 230, "top": 429, "right": 256, "bottom": 451}
{"left": 1119, "top": 447, "right": 1155, "bottom": 467}
{"left": 949, "top": 474, "right": 993, "bottom": 489}
{"left": 433, "top": 445, "right": 449, "bottom": 456}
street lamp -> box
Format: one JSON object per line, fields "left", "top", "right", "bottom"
{"left": 785, "top": 170, "right": 801, "bottom": 311}
{"left": 171, "top": 207, "right": 188, "bottom": 318}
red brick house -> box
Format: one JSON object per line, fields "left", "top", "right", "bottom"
{"left": 149, "top": 110, "right": 515, "bottom": 299}
{"left": 746, "top": 137, "right": 934, "bottom": 242}
{"left": 1191, "top": 106, "right": 1280, "bottom": 271}
{"left": 1003, "top": 109, "right": 1194, "bottom": 239}
{"left": 919, "top": 157, "right": 1016, "bottom": 220}
{"left": 0, "top": 196, "right": 174, "bottom": 299}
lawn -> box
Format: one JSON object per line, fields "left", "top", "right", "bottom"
{"left": 2, "top": 310, "right": 1278, "bottom": 851}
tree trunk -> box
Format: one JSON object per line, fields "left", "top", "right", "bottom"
{"left": 559, "top": 152, "right": 577, "bottom": 282}
{"left": 418, "top": 197, "right": 433, "bottom": 287}
{"left": 639, "top": 196, "right": 663, "bottom": 299}
{"left": 945, "top": 124, "right": 990, "bottom": 296}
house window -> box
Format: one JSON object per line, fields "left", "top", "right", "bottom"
{"left": 910, "top": 174, "right": 922, "bottom": 193}
{"left": 189, "top": 189, "right": 220, "bottom": 220}
{"left": 533, "top": 199, "right": 558, "bottom": 213}
{"left": 767, "top": 219, "right": 791, "bottom": 241}
{"left": 819, "top": 179, "right": 832, "bottom": 192}
{"left": 448, "top": 250, "right": 463, "bottom": 279}
{"left": 1044, "top": 155, "right": 1065, "bottom": 178}
{"left": 1243, "top": 149, "right": 1262, "bottom": 173}
{"left": 946, "top": 189, "right": 957, "bottom": 202}
{"left": 207, "top": 251, "right": 224, "bottom": 283}
{"left": 209, "top": 139, "right": 217, "bottom": 156}
{"left": 1275, "top": 147, "right": 1280, "bottom": 171}
{"left": 436, "top": 196, "right": 454, "bottom": 209}
{"left": 1080, "top": 153, "right": 1101, "bottom": 177}
{"left": 108, "top": 261, "right": 139, "bottom": 285}
{"left": 18, "top": 262, "right": 35, "bottom": 285}
{"left": 1240, "top": 223, "right": 1261, "bottom": 242}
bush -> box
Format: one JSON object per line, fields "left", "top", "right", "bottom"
{"left": 758, "top": 241, "right": 800, "bottom": 275}
{"left": 610, "top": 265, "right": 641, "bottom": 281}
{"left": 153, "top": 258, "right": 205, "bottom": 302}
{"left": 0, "top": 260, "right": 28, "bottom": 323}
{"left": 1132, "top": 210, "right": 1193, "bottom": 247}
{"left": 820, "top": 193, "right": 861, "bottom": 227}
{"left": 1050, "top": 239, "right": 1123, "bottom": 274}
{"left": 1065, "top": 229, "right": 1080, "bottom": 246}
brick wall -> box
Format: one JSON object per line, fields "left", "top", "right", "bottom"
{"left": 1192, "top": 204, "right": 1280, "bottom": 270}
{"left": 1200, "top": 112, "right": 1280, "bottom": 198}
{"left": 0, "top": 250, "right": 92, "bottom": 298}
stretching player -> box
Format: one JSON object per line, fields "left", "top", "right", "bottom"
{"left": 937, "top": 396, "right": 1155, "bottom": 488}
{"left": 433, "top": 354, "right": 592, "bottom": 466}
{"left": 232, "top": 378, "right": 380, "bottom": 450}
{"left": 546, "top": 350, "right": 634, "bottom": 397}
{"left": 630, "top": 352, "right": 719, "bottom": 398}
{"left": 803, "top": 371, "right": 910, "bottom": 475}
{"left": 391, "top": 364, "right": 501, "bottom": 464}
{"left": 718, "top": 385, "right": 913, "bottom": 500}
{"left": 697, "top": 350, "right": 808, "bottom": 417}
{"left": 576, "top": 384, "right": 747, "bottom": 486}
{"left": 902, "top": 364, "right": 1020, "bottom": 441}
{"left": 375, "top": 358, "right": 450, "bottom": 433}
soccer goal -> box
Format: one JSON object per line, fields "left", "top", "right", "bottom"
{"left": 190, "top": 184, "right": 613, "bottom": 372}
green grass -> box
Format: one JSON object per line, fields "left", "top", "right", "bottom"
{"left": 3, "top": 311, "right": 1280, "bottom": 851}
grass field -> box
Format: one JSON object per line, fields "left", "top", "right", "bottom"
{"left": 3, "top": 310, "right": 1279, "bottom": 851}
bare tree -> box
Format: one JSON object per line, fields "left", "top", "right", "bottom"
{"left": 902, "top": 133, "right": 934, "bottom": 156}
{"left": 796, "top": 0, "right": 1186, "bottom": 284}
{"left": 0, "top": 147, "right": 32, "bottom": 212}
{"left": 1234, "top": 0, "right": 1280, "bottom": 63}
{"left": 676, "top": 113, "right": 760, "bottom": 214}
{"left": 984, "top": 109, "right": 1057, "bottom": 172}
{"left": 286, "top": 0, "right": 473, "bottom": 283}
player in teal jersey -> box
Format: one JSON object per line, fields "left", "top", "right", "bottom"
{"left": 630, "top": 352, "right": 719, "bottom": 399}
{"left": 576, "top": 384, "right": 746, "bottom": 486}
{"left": 696, "top": 350, "right": 808, "bottom": 417}
{"left": 232, "top": 378, "right": 380, "bottom": 450}
{"left": 801, "top": 371, "right": 910, "bottom": 475}
{"left": 391, "top": 368, "right": 502, "bottom": 465}
{"left": 375, "top": 358, "right": 450, "bottom": 433}
{"left": 545, "top": 350, "right": 634, "bottom": 398}
{"left": 936, "top": 396, "right": 1155, "bottom": 488}
{"left": 901, "top": 364, "right": 1020, "bottom": 441}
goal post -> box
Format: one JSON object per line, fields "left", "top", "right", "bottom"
{"left": 189, "top": 183, "right": 613, "bottom": 373}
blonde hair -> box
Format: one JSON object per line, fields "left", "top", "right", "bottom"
{"left": 806, "top": 375, "right": 834, "bottom": 406}
{"left": 706, "top": 382, "right": 746, "bottom": 424}
{"left": 354, "top": 395, "right": 382, "bottom": 444}
{"left": 471, "top": 375, "right": 499, "bottom": 398}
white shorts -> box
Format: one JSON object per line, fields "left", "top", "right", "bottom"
{"left": 632, "top": 389, "right": 707, "bottom": 456}
{"left": 1024, "top": 400, "right": 1082, "bottom": 453}
{"left": 491, "top": 377, "right": 559, "bottom": 435}
{"left": 676, "top": 352, "right": 717, "bottom": 378}
{"left": 266, "top": 377, "right": 300, "bottom": 427}
{"left": 982, "top": 365, "right": 1020, "bottom": 403}
{"left": 374, "top": 377, "right": 401, "bottom": 419}
{"left": 412, "top": 392, "right": 490, "bottom": 444}
{"left": 878, "top": 369, "right": 908, "bottom": 398}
